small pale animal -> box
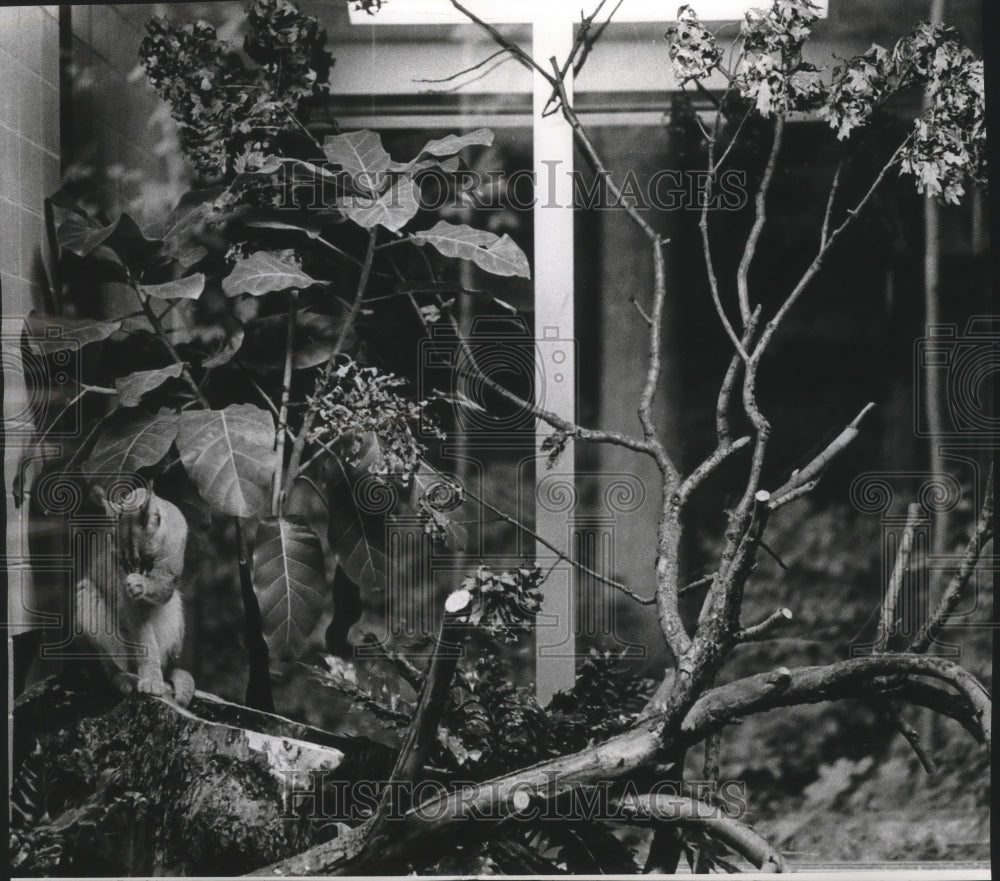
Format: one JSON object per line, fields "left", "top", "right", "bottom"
{"left": 75, "top": 485, "right": 195, "bottom": 706}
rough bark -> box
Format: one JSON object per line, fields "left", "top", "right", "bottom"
{"left": 10, "top": 674, "right": 394, "bottom": 876}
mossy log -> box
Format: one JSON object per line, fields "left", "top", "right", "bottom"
{"left": 10, "top": 675, "right": 395, "bottom": 876}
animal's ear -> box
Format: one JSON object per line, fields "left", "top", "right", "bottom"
{"left": 130, "top": 487, "right": 153, "bottom": 525}
{"left": 90, "top": 484, "right": 119, "bottom": 517}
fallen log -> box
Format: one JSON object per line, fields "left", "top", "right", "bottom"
{"left": 10, "top": 674, "right": 395, "bottom": 876}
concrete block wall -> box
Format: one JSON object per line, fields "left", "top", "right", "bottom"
{"left": 3, "top": 5, "right": 186, "bottom": 645}
{"left": 2, "top": 6, "right": 61, "bottom": 643}
{"left": 0, "top": 6, "right": 60, "bottom": 325}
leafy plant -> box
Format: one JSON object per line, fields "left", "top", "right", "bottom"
{"left": 17, "top": 0, "right": 992, "bottom": 875}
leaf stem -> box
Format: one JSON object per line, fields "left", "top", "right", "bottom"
{"left": 282, "top": 230, "right": 377, "bottom": 496}
{"left": 272, "top": 289, "right": 299, "bottom": 516}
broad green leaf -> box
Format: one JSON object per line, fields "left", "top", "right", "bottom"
{"left": 341, "top": 176, "right": 421, "bottom": 233}
{"left": 415, "top": 127, "right": 494, "bottom": 157}
{"left": 391, "top": 128, "right": 494, "bottom": 172}
{"left": 176, "top": 404, "right": 277, "bottom": 517}
{"left": 326, "top": 456, "right": 390, "bottom": 593}
{"left": 323, "top": 129, "right": 391, "bottom": 178}
{"left": 52, "top": 209, "right": 117, "bottom": 258}
{"left": 253, "top": 516, "right": 328, "bottom": 660}
{"left": 159, "top": 187, "right": 225, "bottom": 269}
{"left": 241, "top": 310, "right": 351, "bottom": 373}
{"left": 222, "top": 251, "right": 326, "bottom": 297}
{"left": 25, "top": 313, "right": 121, "bottom": 355}
{"left": 82, "top": 411, "right": 178, "bottom": 477}
{"left": 242, "top": 217, "right": 324, "bottom": 239}
{"left": 108, "top": 213, "right": 164, "bottom": 269}
{"left": 200, "top": 317, "right": 246, "bottom": 368}
{"left": 115, "top": 363, "right": 186, "bottom": 407}
{"left": 140, "top": 273, "right": 206, "bottom": 301}
{"left": 411, "top": 221, "right": 531, "bottom": 278}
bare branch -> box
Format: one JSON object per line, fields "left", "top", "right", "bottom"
{"left": 679, "top": 436, "right": 751, "bottom": 506}
{"left": 770, "top": 402, "right": 877, "bottom": 508}
{"left": 734, "top": 607, "right": 793, "bottom": 643}
{"left": 874, "top": 503, "right": 921, "bottom": 653}
{"left": 820, "top": 160, "right": 844, "bottom": 249}
{"left": 413, "top": 47, "right": 509, "bottom": 83}
{"left": 420, "top": 460, "right": 656, "bottom": 605}
{"left": 883, "top": 700, "right": 938, "bottom": 774}
{"left": 271, "top": 290, "right": 298, "bottom": 517}
{"left": 752, "top": 135, "right": 911, "bottom": 365}
{"left": 360, "top": 633, "right": 423, "bottom": 692}
{"left": 382, "top": 591, "right": 473, "bottom": 810}
{"left": 614, "top": 794, "right": 786, "bottom": 872}
{"left": 573, "top": 0, "right": 626, "bottom": 77}
{"left": 135, "top": 287, "right": 208, "bottom": 408}
{"left": 910, "top": 466, "right": 994, "bottom": 653}
{"left": 681, "top": 655, "right": 991, "bottom": 752}
{"left": 282, "top": 230, "right": 377, "bottom": 498}
{"left": 698, "top": 159, "right": 750, "bottom": 360}
{"left": 449, "top": 1, "right": 556, "bottom": 87}
{"left": 253, "top": 655, "right": 988, "bottom": 876}
{"left": 736, "top": 115, "right": 785, "bottom": 326}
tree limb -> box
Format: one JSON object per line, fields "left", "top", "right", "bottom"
{"left": 380, "top": 591, "right": 473, "bottom": 813}
{"left": 681, "top": 655, "right": 991, "bottom": 752}
{"left": 910, "top": 465, "right": 994, "bottom": 653}
{"left": 736, "top": 115, "right": 785, "bottom": 326}
{"left": 271, "top": 289, "right": 298, "bottom": 517}
{"left": 282, "top": 229, "right": 377, "bottom": 498}
{"left": 615, "top": 794, "right": 786, "bottom": 872}
{"left": 770, "top": 402, "right": 877, "bottom": 507}
{"left": 874, "top": 502, "right": 921, "bottom": 653}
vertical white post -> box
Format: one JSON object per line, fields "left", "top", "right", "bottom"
{"left": 532, "top": 17, "right": 576, "bottom": 704}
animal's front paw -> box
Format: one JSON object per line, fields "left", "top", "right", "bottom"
{"left": 168, "top": 669, "right": 196, "bottom": 707}
{"left": 125, "top": 573, "right": 150, "bottom": 601}
{"left": 136, "top": 676, "right": 169, "bottom": 696}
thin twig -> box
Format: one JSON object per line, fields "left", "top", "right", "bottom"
{"left": 573, "top": 0, "right": 626, "bottom": 77}
{"left": 698, "top": 131, "right": 750, "bottom": 360}
{"left": 449, "top": 1, "right": 556, "bottom": 87}
{"left": 910, "top": 466, "right": 994, "bottom": 653}
{"left": 361, "top": 633, "right": 423, "bottom": 691}
{"left": 272, "top": 290, "right": 299, "bottom": 516}
{"left": 885, "top": 701, "right": 938, "bottom": 774}
{"left": 736, "top": 115, "right": 785, "bottom": 326}
{"left": 135, "top": 287, "right": 209, "bottom": 408}
{"left": 874, "top": 503, "right": 921, "bottom": 653}
{"left": 381, "top": 591, "right": 474, "bottom": 814}
{"left": 714, "top": 105, "right": 754, "bottom": 172}
{"left": 770, "top": 402, "right": 877, "bottom": 507}
{"left": 820, "top": 160, "right": 844, "bottom": 249}
{"left": 752, "top": 135, "right": 912, "bottom": 365}
{"left": 282, "top": 231, "right": 377, "bottom": 498}
{"left": 419, "top": 460, "right": 655, "bottom": 605}
{"left": 734, "top": 607, "right": 793, "bottom": 643}
{"left": 414, "top": 47, "right": 509, "bottom": 83}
